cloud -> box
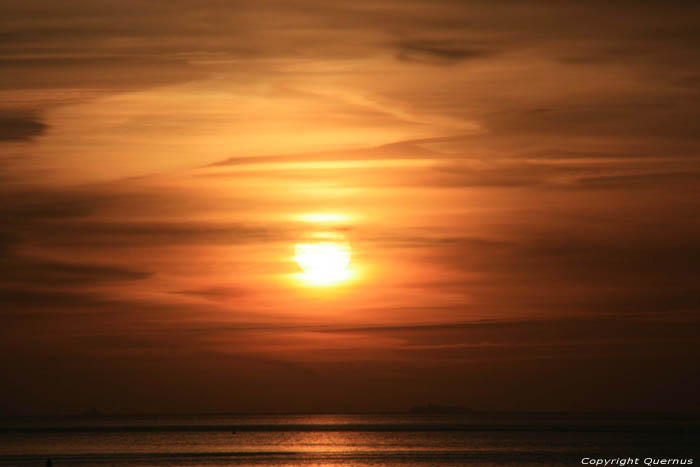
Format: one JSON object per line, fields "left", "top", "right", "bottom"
{"left": 0, "top": 188, "right": 104, "bottom": 219}
{"left": 0, "top": 113, "right": 47, "bottom": 141}
{"left": 395, "top": 40, "right": 494, "bottom": 65}
{"left": 0, "top": 55, "right": 207, "bottom": 91}
{"left": 427, "top": 161, "right": 700, "bottom": 190}
{"left": 0, "top": 256, "right": 151, "bottom": 286}
{"left": 0, "top": 232, "right": 19, "bottom": 255}
{"left": 11, "top": 220, "right": 292, "bottom": 248}
{"left": 0, "top": 181, "right": 293, "bottom": 247}
{"left": 0, "top": 287, "right": 109, "bottom": 310}
{"left": 399, "top": 227, "right": 700, "bottom": 317}
{"left": 170, "top": 286, "right": 248, "bottom": 301}
{"left": 206, "top": 139, "right": 442, "bottom": 167}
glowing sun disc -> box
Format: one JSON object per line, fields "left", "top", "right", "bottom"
{"left": 294, "top": 241, "right": 352, "bottom": 286}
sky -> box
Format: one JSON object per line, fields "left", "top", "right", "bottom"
{"left": 1, "top": 0, "right": 699, "bottom": 415}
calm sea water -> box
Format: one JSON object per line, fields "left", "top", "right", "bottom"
{"left": 0, "top": 413, "right": 697, "bottom": 466}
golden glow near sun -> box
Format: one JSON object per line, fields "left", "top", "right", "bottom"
{"left": 294, "top": 241, "right": 353, "bottom": 286}
{"left": 298, "top": 212, "right": 351, "bottom": 223}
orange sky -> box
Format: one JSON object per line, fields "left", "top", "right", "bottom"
{"left": 1, "top": 0, "right": 700, "bottom": 415}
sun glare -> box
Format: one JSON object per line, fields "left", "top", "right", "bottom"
{"left": 294, "top": 241, "right": 353, "bottom": 286}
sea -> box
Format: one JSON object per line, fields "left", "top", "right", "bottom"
{"left": 0, "top": 412, "right": 697, "bottom": 466}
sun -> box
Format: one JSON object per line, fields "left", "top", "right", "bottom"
{"left": 294, "top": 241, "right": 352, "bottom": 286}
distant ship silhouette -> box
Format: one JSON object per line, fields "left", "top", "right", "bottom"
{"left": 410, "top": 403, "right": 473, "bottom": 414}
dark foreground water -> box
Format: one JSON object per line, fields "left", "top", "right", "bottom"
{"left": 0, "top": 413, "right": 697, "bottom": 466}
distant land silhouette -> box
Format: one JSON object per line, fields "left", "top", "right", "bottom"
{"left": 79, "top": 408, "right": 104, "bottom": 417}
